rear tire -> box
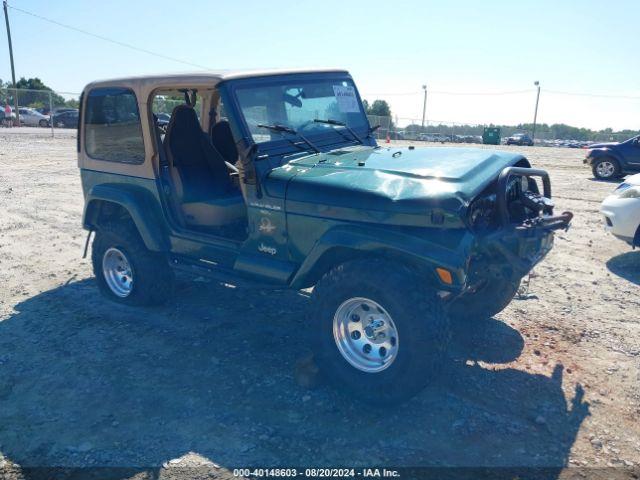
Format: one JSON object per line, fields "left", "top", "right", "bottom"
{"left": 91, "top": 222, "right": 174, "bottom": 306}
{"left": 39, "top": 119, "right": 48, "bottom": 128}
{"left": 592, "top": 157, "right": 621, "bottom": 180}
{"left": 310, "top": 258, "right": 449, "bottom": 404}
{"left": 448, "top": 277, "right": 520, "bottom": 322}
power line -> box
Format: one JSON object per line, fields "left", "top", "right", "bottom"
{"left": 545, "top": 89, "right": 640, "bottom": 100}
{"left": 7, "top": 4, "right": 212, "bottom": 70}
{"left": 363, "top": 89, "right": 640, "bottom": 100}
{"left": 431, "top": 89, "right": 532, "bottom": 96}
{"left": 7, "top": 4, "right": 640, "bottom": 102}
{"left": 362, "top": 89, "right": 533, "bottom": 96}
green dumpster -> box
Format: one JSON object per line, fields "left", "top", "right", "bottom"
{"left": 482, "top": 127, "right": 501, "bottom": 145}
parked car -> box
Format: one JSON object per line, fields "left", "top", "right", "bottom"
{"left": 36, "top": 107, "right": 76, "bottom": 116}
{"left": 453, "top": 134, "right": 482, "bottom": 144}
{"left": 51, "top": 110, "right": 79, "bottom": 128}
{"left": 584, "top": 135, "right": 640, "bottom": 180}
{"left": 79, "top": 69, "right": 572, "bottom": 404}
{"left": 600, "top": 173, "right": 640, "bottom": 247}
{"left": 18, "top": 107, "right": 50, "bottom": 127}
{"left": 418, "top": 132, "right": 448, "bottom": 143}
{"left": 506, "top": 133, "right": 534, "bottom": 146}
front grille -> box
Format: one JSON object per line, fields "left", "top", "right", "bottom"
{"left": 605, "top": 216, "right": 613, "bottom": 227}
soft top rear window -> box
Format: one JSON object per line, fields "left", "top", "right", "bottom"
{"left": 84, "top": 87, "right": 145, "bottom": 164}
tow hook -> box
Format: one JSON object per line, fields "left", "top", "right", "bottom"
{"left": 516, "top": 211, "right": 574, "bottom": 233}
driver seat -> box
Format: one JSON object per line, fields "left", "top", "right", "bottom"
{"left": 164, "top": 105, "right": 245, "bottom": 228}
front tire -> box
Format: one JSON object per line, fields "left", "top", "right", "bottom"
{"left": 310, "top": 258, "right": 449, "bottom": 404}
{"left": 91, "top": 222, "right": 174, "bottom": 306}
{"left": 448, "top": 277, "right": 520, "bottom": 322}
{"left": 39, "top": 119, "right": 48, "bottom": 128}
{"left": 592, "top": 157, "right": 620, "bottom": 180}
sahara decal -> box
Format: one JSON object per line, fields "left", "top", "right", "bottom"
{"left": 249, "top": 201, "right": 282, "bottom": 211}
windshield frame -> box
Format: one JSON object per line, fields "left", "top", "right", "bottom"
{"left": 221, "top": 72, "right": 372, "bottom": 156}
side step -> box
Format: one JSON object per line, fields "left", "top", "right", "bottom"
{"left": 168, "top": 255, "right": 286, "bottom": 290}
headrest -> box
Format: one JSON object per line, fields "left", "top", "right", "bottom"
{"left": 211, "top": 120, "right": 238, "bottom": 163}
{"left": 164, "top": 105, "right": 203, "bottom": 163}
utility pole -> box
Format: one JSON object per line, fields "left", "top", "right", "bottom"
{"left": 421, "top": 84, "right": 427, "bottom": 130}
{"left": 2, "top": 1, "right": 19, "bottom": 126}
{"left": 532, "top": 80, "right": 540, "bottom": 143}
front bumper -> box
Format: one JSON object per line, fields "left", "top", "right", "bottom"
{"left": 483, "top": 212, "right": 571, "bottom": 275}
{"left": 600, "top": 195, "right": 640, "bottom": 243}
{"left": 464, "top": 166, "right": 573, "bottom": 288}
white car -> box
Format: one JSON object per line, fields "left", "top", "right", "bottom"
{"left": 17, "top": 107, "right": 50, "bottom": 127}
{"left": 600, "top": 173, "right": 640, "bottom": 247}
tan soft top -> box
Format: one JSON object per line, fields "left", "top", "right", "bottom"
{"left": 82, "top": 68, "right": 350, "bottom": 101}
{"left": 79, "top": 67, "right": 351, "bottom": 178}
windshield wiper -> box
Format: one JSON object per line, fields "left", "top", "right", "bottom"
{"left": 367, "top": 124, "right": 380, "bottom": 139}
{"left": 256, "top": 123, "right": 320, "bottom": 154}
{"left": 314, "top": 118, "right": 363, "bottom": 145}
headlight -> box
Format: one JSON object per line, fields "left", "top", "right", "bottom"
{"left": 617, "top": 186, "right": 640, "bottom": 199}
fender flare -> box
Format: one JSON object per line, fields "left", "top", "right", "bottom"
{"left": 83, "top": 183, "right": 169, "bottom": 252}
{"left": 288, "top": 224, "right": 472, "bottom": 289}
{"left": 588, "top": 148, "right": 624, "bottom": 166}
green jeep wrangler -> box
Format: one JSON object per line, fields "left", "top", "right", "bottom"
{"left": 78, "top": 69, "right": 572, "bottom": 403}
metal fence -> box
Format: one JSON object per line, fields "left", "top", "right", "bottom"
{"left": 1, "top": 86, "right": 636, "bottom": 144}
{"left": 367, "top": 115, "right": 636, "bottom": 145}
{"left": 0, "top": 87, "right": 80, "bottom": 136}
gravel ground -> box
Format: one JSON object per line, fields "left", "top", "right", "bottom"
{"left": 0, "top": 133, "right": 638, "bottom": 479}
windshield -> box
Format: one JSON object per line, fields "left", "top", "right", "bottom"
{"left": 234, "top": 78, "right": 368, "bottom": 144}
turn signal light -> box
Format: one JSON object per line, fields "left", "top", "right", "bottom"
{"left": 436, "top": 268, "right": 453, "bottom": 285}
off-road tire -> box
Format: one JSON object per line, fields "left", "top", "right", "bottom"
{"left": 91, "top": 222, "right": 174, "bottom": 306}
{"left": 592, "top": 157, "right": 621, "bottom": 180}
{"left": 310, "top": 258, "right": 450, "bottom": 404}
{"left": 448, "top": 277, "right": 520, "bottom": 322}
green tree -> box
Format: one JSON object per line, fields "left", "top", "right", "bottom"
{"left": 14, "top": 77, "right": 66, "bottom": 108}
{"left": 367, "top": 100, "right": 392, "bottom": 117}
{"left": 363, "top": 99, "right": 394, "bottom": 134}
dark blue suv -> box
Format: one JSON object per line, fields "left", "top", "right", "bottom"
{"left": 585, "top": 135, "right": 640, "bottom": 180}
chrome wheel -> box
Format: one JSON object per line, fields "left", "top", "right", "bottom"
{"left": 332, "top": 297, "right": 399, "bottom": 373}
{"left": 596, "top": 160, "right": 615, "bottom": 178}
{"left": 102, "top": 247, "right": 133, "bottom": 298}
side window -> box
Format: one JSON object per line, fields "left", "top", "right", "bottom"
{"left": 84, "top": 87, "right": 145, "bottom": 164}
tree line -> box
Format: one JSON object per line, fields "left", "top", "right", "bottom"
{"left": 0, "top": 77, "right": 79, "bottom": 109}
{"left": 364, "top": 98, "right": 638, "bottom": 141}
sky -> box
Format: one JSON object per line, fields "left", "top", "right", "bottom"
{"left": 0, "top": 0, "right": 638, "bottom": 130}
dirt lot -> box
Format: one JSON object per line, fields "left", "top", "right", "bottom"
{"left": 0, "top": 132, "right": 639, "bottom": 478}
